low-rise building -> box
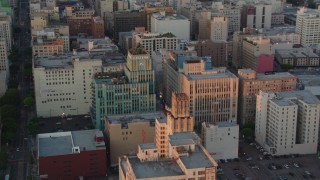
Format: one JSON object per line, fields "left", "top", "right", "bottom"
{"left": 202, "top": 121, "right": 239, "bottom": 160}
{"left": 104, "top": 112, "right": 163, "bottom": 167}
{"left": 37, "top": 130, "right": 106, "bottom": 180}
{"left": 275, "top": 48, "right": 320, "bottom": 67}
{"left": 255, "top": 90, "right": 320, "bottom": 155}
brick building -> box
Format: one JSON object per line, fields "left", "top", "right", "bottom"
{"left": 37, "top": 130, "right": 107, "bottom": 179}
{"left": 92, "top": 16, "right": 105, "bottom": 38}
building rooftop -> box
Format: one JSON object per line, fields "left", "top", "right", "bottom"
{"left": 275, "top": 90, "right": 320, "bottom": 105}
{"left": 170, "top": 139, "right": 194, "bottom": 146}
{"left": 139, "top": 143, "right": 157, "bottom": 150}
{"left": 129, "top": 44, "right": 148, "bottom": 55}
{"left": 256, "top": 72, "right": 296, "bottom": 80}
{"left": 152, "top": 12, "right": 188, "bottom": 21}
{"left": 169, "top": 132, "right": 200, "bottom": 143}
{"left": 138, "top": 32, "right": 176, "bottom": 39}
{"left": 38, "top": 129, "right": 105, "bottom": 157}
{"left": 179, "top": 145, "right": 214, "bottom": 169}
{"left": 187, "top": 68, "right": 237, "bottom": 80}
{"left": 276, "top": 48, "right": 319, "bottom": 58}
{"left": 271, "top": 98, "right": 297, "bottom": 107}
{"left": 126, "top": 157, "right": 185, "bottom": 178}
{"left": 106, "top": 112, "right": 166, "bottom": 125}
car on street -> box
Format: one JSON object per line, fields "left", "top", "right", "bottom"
{"left": 283, "top": 164, "right": 289, "bottom": 169}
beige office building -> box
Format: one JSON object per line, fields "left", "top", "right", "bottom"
{"left": 255, "top": 90, "right": 320, "bottom": 155}
{"left": 181, "top": 60, "right": 238, "bottom": 124}
{"left": 104, "top": 112, "right": 163, "bottom": 167}
{"left": 32, "top": 39, "right": 64, "bottom": 57}
{"left": 31, "top": 13, "right": 49, "bottom": 34}
{"left": 198, "top": 12, "right": 228, "bottom": 41}
{"left": 144, "top": 4, "right": 175, "bottom": 32}
{"left": 119, "top": 92, "right": 217, "bottom": 180}
{"left": 238, "top": 69, "right": 297, "bottom": 126}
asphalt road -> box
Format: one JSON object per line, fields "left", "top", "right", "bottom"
{"left": 9, "top": 0, "right": 32, "bottom": 179}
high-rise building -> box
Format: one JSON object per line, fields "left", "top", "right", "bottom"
{"left": 91, "top": 45, "right": 156, "bottom": 129}
{"left": 255, "top": 90, "right": 320, "bottom": 155}
{"left": 295, "top": 7, "right": 320, "bottom": 47}
{"left": 67, "top": 9, "right": 95, "bottom": 36}
{"left": 222, "top": 4, "right": 241, "bottom": 33}
{"left": 241, "top": 3, "right": 272, "bottom": 29}
{"left": 238, "top": 69, "right": 297, "bottom": 126}
{"left": 0, "top": 14, "right": 12, "bottom": 51}
{"left": 181, "top": 63, "right": 238, "bottom": 125}
{"left": 133, "top": 31, "right": 179, "bottom": 54}
{"left": 194, "top": 40, "right": 228, "bottom": 67}
{"left": 210, "top": 16, "right": 228, "bottom": 42}
{"left": 151, "top": 12, "right": 190, "bottom": 41}
{"left": 242, "top": 36, "right": 274, "bottom": 73}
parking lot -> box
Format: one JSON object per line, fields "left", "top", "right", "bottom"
{"left": 217, "top": 140, "right": 320, "bottom": 180}
{"left": 38, "top": 115, "right": 95, "bottom": 134}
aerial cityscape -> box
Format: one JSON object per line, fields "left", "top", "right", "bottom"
{"left": 0, "top": 0, "right": 320, "bottom": 179}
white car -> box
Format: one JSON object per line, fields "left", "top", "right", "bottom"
{"left": 66, "top": 118, "right": 73, "bottom": 121}
{"left": 284, "top": 164, "right": 289, "bottom": 169}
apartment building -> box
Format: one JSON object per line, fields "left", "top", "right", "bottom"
{"left": 241, "top": 3, "right": 272, "bottom": 29}
{"left": 255, "top": 90, "right": 320, "bottom": 155}
{"left": 91, "top": 46, "right": 156, "bottom": 129}
{"left": 133, "top": 32, "right": 179, "bottom": 54}
{"left": 151, "top": 12, "right": 190, "bottom": 41}
{"left": 33, "top": 53, "right": 102, "bottom": 117}
{"left": 275, "top": 48, "right": 320, "bottom": 67}
{"left": 104, "top": 112, "right": 162, "bottom": 167}
{"left": 202, "top": 121, "right": 239, "bottom": 160}
{"left": 119, "top": 92, "right": 217, "bottom": 180}
{"left": 0, "top": 14, "right": 12, "bottom": 51}
{"left": 67, "top": 9, "right": 95, "bottom": 36}
{"left": 238, "top": 69, "right": 297, "bottom": 126}
{"left": 242, "top": 36, "right": 274, "bottom": 73}
{"left": 198, "top": 12, "right": 228, "bottom": 41}
{"left": 295, "top": 7, "right": 320, "bottom": 47}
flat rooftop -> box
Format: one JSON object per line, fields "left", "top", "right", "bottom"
{"left": 152, "top": 12, "right": 188, "bottom": 21}
{"left": 38, "top": 129, "right": 105, "bottom": 157}
{"left": 139, "top": 143, "right": 157, "bottom": 150}
{"left": 187, "top": 70, "right": 237, "bottom": 80}
{"left": 276, "top": 90, "right": 320, "bottom": 105}
{"left": 169, "top": 132, "right": 200, "bottom": 143}
{"left": 256, "top": 72, "right": 296, "bottom": 80}
{"left": 106, "top": 112, "right": 166, "bottom": 124}
{"left": 127, "top": 157, "right": 185, "bottom": 178}
{"left": 271, "top": 98, "right": 297, "bottom": 106}
{"left": 179, "top": 145, "right": 214, "bottom": 169}
{"left": 276, "top": 48, "right": 319, "bottom": 58}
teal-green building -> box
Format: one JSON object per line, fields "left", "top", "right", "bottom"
{"left": 91, "top": 46, "right": 156, "bottom": 129}
{"left": 0, "top": 0, "right": 13, "bottom": 16}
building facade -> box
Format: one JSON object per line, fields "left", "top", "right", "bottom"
{"left": 202, "top": 121, "right": 239, "bottom": 160}
{"left": 238, "top": 69, "right": 297, "bottom": 126}
{"left": 241, "top": 3, "right": 272, "bottom": 29}
{"left": 275, "top": 48, "right": 320, "bottom": 67}
{"left": 33, "top": 53, "right": 102, "bottom": 117}
{"left": 242, "top": 36, "right": 274, "bottom": 73}
{"left": 91, "top": 46, "right": 156, "bottom": 129}
{"left": 255, "top": 90, "right": 320, "bottom": 155}
{"left": 37, "top": 130, "right": 106, "bottom": 180}
{"left": 295, "top": 7, "right": 320, "bottom": 47}
{"left": 92, "top": 16, "right": 105, "bottom": 38}
{"left": 0, "top": 14, "right": 12, "bottom": 51}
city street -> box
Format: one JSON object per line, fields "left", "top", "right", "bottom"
{"left": 8, "top": 0, "right": 33, "bottom": 179}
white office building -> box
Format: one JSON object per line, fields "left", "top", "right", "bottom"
{"left": 151, "top": 12, "right": 190, "bottom": 41}
{"left": 0, "top": 40, "right": 9, "bottom": 78}
{"left": 295, "top": 7, "right": 320, "bottom": 47}
{"left": 255, "top": 90, "right": 320, "bottom": 155}
{"left": 33, "top": 52, "right": 103, "bottom": 117}
{"left": 201, "top": 121, "right": 239, "bottom": 160}
{"left": 0, "top": 14, "right": 12, "bottom": 51}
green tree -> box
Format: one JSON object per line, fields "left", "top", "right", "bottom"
{"left": 24, "top": 47, "right": 32, "bottom": 59}
{"left": 1, "top": 117, "right": 17, "bottom": 131}
{"left": 0, "top": 150, "right": 8, "bottom": 170}
{"left": 0, "top": 88, "right": 20, "bottom": 106}
{"left": 2, "top": 131, "right": 16, "bottom": 142}
{"left": 8, "top": 79, "right": 19, "bottom": 88}
{"left": 8, "top": 46, "right": 20, "bottom": 63}
{"left": 241, "top": 128, "right": 254, "bottom": 139}
{"left": 23, "top": 97, "right": 34, "bottom": 107}
{"left": 28, "top": 118, "right": 39, "bottom": 137}
{"left": 0, "top": 105, "right": 20, "bottom": 119}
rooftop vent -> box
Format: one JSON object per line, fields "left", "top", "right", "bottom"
{"left": 72, "top": 146, "right": 81, "bottom": 154}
